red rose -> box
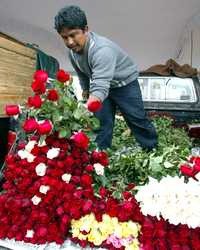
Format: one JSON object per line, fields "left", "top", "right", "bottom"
{"left": 5, "top": 105, "right": 20, "bottom": 116}
{"left": 28, "top": 95, "right": 42, "bottom": 108}
{"left": 81, "top": 174, "right": 92, "bottom": 187}
{"left": 79, "top": 240, "right": 87, "bottom": 248}
{"left": 56, "top": 206, "right": 64, "bottom": 216}
{"left": 98, "top": 152, "right": 109, "bottom": 166}
{"left": 127, "top": 183, "right": 136, "bottom": 190}
{"left": 70, "top": 207, "right": 81, "bottom": 219}
{"left": 71, "top": 132, "right": 89, "bottom": 150}
{"left": 91, "top": 151, "right": 109, "bottom": 166}
{"left": 180, "top": 165, "right": 196, "bottom": 179}
{"left": 23, "top": 118, "right": 38, "bottom": 133}
{"left": 33, "top": 70, "right": 48, "bottom": 83}
{"left": 85, "top": 164, "right": 94, "bottom": 172}
{"left": 37, "top": 120, "right": 53, "bottom": 135}
{"left": 47, "top": 89, "right": 59, "bottom": 101}
{"left": 31, "top": 80, "right": 46, "bottom": 94}
{"left": 87, "top": 99, "right": 102, "bottom": 112}
{"left": 36, "top": 227, "right": 48, "bottom": 237}
{"left": 123, "top": 191, "right": 132, "bottom": 200}
{"left": 99, "top": 187, "right": 107, "bottom": 198}
{"left": 73, "top": 190, "right": 83, "bottom": 199}
{"left": 56, "top": 69, "right": 70, "bottom": 82}
{"left": 61, "top": 214, "right": 70, "bottom": 225}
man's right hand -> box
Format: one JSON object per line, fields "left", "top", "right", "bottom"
{"left": 82, "top": 90, "right": 89, "bottom": 100}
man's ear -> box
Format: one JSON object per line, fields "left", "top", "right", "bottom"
{"left": 84, "top": 26, "right": 89, "bottom": 33}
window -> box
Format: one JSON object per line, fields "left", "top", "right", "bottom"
{"left": 165, "top": 78, "right": 196, "bottom": 102}
{"left": 139, "top": 77, "right": 197, "bottom": 102}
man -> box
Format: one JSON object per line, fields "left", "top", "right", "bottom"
{"left": 54, "top": 5, "right": 157, "bottom": 150}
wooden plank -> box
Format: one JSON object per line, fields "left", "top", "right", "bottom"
{"left": 0, "top": 34, "right": 36, "bottom": 59}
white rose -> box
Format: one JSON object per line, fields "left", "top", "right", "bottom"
{"left": 35, "top": 163, "right": 47, "bottom": 176}
{"left": 25, "top": 140, "right": 37, "bottom": 152}
{"left": 94, "top": 163, "right": 104, "bottom": 176}
{"left": 38, "top": 140, "right": 47, "bottom": 147}
{"left": 18, "top": 149, "right": 28, "bottom": 159}
{"left": 62, "top": 173, "right": 71, "bottom": 183}
{"left": 18, "top": 150, "right": 35, "bottom": 162}
{"left": 26, "top": 230, "right": 34, "bottom": 238}
{"left": 47, "top": 148, "right": 60, "bottom": 159}
{"left": 39, "top": 185, "right": 50, "bottom": 194}
{"left": 26, "top": 152, "right": 36, "bottom": 163}
{"left": 31, "top": 195, "right": 41, "bottom": 205}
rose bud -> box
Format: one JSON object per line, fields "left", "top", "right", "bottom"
{"left": 37, "top": 120, "right": 53, "bottom": 135}
{"left": 56, "top": 69, "right": 70, "bottom": 83}
{"left": 5, "top": 105, "right": 20, "bottom": 116}
{"left": 87, "top": 99, "right": 102, "bottom": 112}
{"left": 180, "top": 165, "right": 196, "bottom": 179}
{"left": 47, "top": 89, "right": 59, "bottom": 101}
{"left": 33, "top": 70, "right": 48, "bottom": 83}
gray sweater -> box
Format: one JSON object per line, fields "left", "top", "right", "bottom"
{"left": 69, "top": 32, "right": 138, "bottom": 101}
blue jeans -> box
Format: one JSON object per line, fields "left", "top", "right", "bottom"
{"left": 94, "top": 79, "right": 158, "bottom": 150}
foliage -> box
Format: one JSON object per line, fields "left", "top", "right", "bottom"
{"left": 107, "top": 116, "right": 193, "bottom": 186}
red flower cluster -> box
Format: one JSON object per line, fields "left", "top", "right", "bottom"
{"left": 140, "top": 216, "right": 200, "bottom": 250}
{"left": 0, "top": 132, "right": 113, "bottom": 246}
{"left": 22, "top": 118, "right": 52, "bottom": 135}
{"left": 180, "top": 156, "right": 200, "bottom": 180}
{"left": 31, "top": 70, "right": 48, "bottom": 95}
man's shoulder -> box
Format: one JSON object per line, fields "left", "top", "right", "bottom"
{"left": 89, "top": 32, "right": 117, "bottom": 53}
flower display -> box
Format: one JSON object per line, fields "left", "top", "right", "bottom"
{"left": 1, "top": 69, "right": 200, "bottom": 250}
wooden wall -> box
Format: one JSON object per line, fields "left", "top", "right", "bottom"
{"left": 0, "top": 33, "right": 36, "bottom": 117}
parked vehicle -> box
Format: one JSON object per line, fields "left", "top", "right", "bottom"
{"left": 138, "top": 74, "right": 200, "bottom": 123}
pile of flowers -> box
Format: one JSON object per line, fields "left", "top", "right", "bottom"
{"left": 1, "top": 69, "right": 200, "bottom": 250}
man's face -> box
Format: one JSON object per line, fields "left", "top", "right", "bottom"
{"left": 59, "top": 27, "right": 88, "bottom": 53}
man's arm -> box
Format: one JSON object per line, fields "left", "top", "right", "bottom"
{"left": 69, "top": 52, "right": 90, "bottom": 91}
{"left": 90, "top": 46, "right": 117, "bottom": 102}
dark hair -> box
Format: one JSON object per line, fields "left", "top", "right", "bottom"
{"left": 54, "top": 5, "right": 87, "bottom": 33}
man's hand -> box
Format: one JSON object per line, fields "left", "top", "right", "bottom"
{"left": 82, "top": 90, "right": 89, "bottom": 100}
{"left": 87, "top": 95, "right": 102, "bottom": 112}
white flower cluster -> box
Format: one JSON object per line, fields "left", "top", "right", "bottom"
{"left": 18, "top": 140, "right": 36, "bottom": 163}
{"left": 135, "top": 175, "right": 200, "bottom": 228}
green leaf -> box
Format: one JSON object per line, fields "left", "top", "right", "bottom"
{"left": 164, "top": 161, "right": 174, "bottom": 168}
{"left": 73, "top": 109, "right": 82, "bottom": 120}
{"left": 112, "top": 191, "right": 122, "bottom": 200}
